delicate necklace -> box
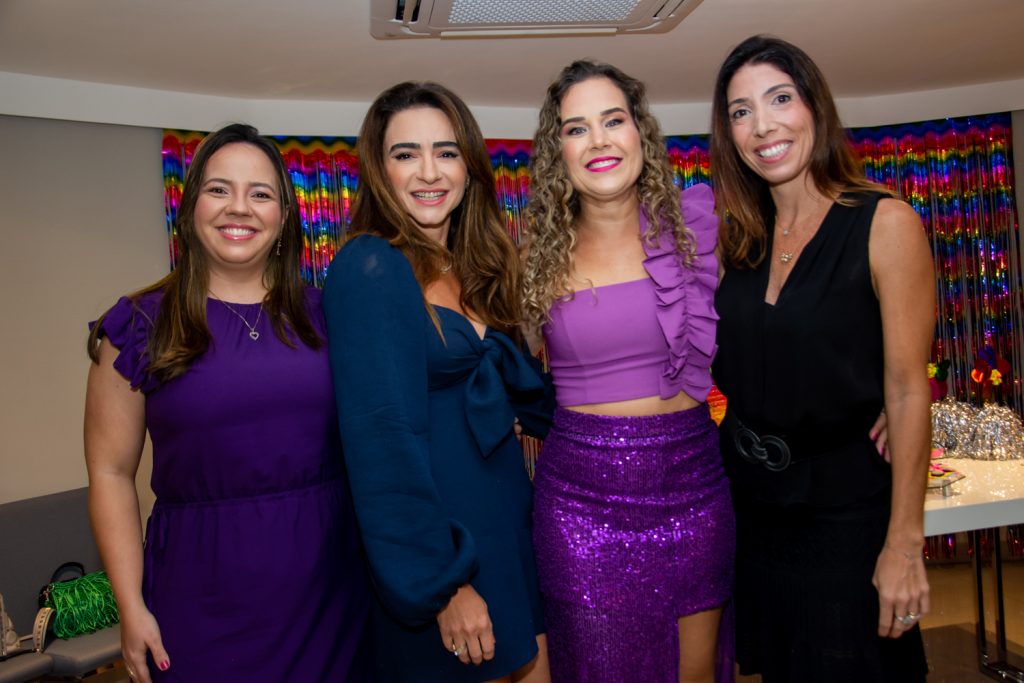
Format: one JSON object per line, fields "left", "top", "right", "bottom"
{"left": 439, "top": 251, "right": 454, "bottom": 274}
{"left": 777, "top": 219, "right": 797, "bottom": 263}
{"left": 776, "top": 203, "right": 829, "bottom": 264}
{"left": 211, "top": 295, "right": 263, "bottom": 341}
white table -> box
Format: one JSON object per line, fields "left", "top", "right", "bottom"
{"left": 925, "top": 459, "right": 1024, "bottom": 536}
{"left": 924, "top": 458, "right": 1024, "bottom": 680}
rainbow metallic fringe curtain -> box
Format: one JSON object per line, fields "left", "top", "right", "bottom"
{"left": 162, "top": 132, "right": 358, "bottom": 286}
{"left": 162, "top": 113, "right": 1021, "bottom": 417}
{"left": 160, "top": 131, "right": 714, "bottom": 279}
{"left": 850, "top": 114, "right": 1022, "bottom": 415}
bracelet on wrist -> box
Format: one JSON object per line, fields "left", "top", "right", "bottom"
{"left": 884, "top": 544, "right": 922, "bottom": 560}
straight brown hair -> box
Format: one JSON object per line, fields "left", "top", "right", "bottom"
{"left": 710, "top": 35, "right": 888, "bottom": 268}
{"left": 350, "top": 81, "right": 523, "bottom": 338}
{"left": 88, "top": 123, "right": 321, "bottom": 381}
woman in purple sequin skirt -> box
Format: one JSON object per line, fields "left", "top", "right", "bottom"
{"left": 522, "top": 60, "right": 735, "bottom": 683}
{"left": 533, "top": 409, "right": 734, "bottom": 682}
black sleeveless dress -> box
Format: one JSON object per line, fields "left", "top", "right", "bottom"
{"left": 713, "top": 193, "right": 928, "bottom": 682}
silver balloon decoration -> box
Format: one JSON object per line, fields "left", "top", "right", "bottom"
{"left": 964, "top": 404, "right": 1024, "bottom": 460}
{"left": 931, "top": 398, "right": 979, "bottom": 457}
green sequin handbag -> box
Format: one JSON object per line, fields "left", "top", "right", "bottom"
{"left": 38, "top": 563, "right": 119, "bottom": 639}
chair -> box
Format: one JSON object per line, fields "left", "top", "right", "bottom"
{"left": 0, "top": 489, "right": 122, "bottom": 681}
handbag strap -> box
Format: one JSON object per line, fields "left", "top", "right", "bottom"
{"left": 32, "top": 608, "right": 54, "bottom": 653}
{"left": 49, "top": 562, "right": 86, "bottom": 584}
{"left": 39, "top": 562, "right": 88, "bottom": 608}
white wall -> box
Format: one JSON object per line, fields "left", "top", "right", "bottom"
{"left": 0, "top": 115, "right": 166, "bottom": 511}
{"left": 4, "top": 70, "right": 1024, "bottom": 138}
{"left": 1016, "top": 111, "right": 1024, "bottom": 242}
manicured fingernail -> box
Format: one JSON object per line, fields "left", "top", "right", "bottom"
{"left": 159, "top": 660, "right": 170, "bottom": 671}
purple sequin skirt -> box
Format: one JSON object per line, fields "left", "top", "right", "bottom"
{"left": 533, "top": 406, "right": 735, "bottom": 683}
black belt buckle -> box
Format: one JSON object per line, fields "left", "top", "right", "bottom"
{"left": 734, "top": 425, "right": 792, "bottom": 472}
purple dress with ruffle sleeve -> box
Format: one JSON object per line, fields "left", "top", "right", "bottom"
{"left": 93, "top": 288, "right": 371, "bottom": 682}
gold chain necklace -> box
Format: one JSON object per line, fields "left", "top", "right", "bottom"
{"left": 776, "top": 203, "right": 830, "bottom": 264}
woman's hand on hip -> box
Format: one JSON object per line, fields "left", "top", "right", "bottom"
{"left": 868, "top": 409, "right": 890, "bottom": 463}
{"left": 437, "top": 584, "right": 496, "bottom": 665}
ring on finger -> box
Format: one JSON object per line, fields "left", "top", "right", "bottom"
{"left": 896, "top": 612, "right": 920, "bottom": 626}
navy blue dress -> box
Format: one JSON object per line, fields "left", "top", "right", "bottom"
{"left": 323, "top": 235, "right": 551, "bottom": 682}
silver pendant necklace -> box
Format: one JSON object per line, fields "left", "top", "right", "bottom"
{"left": 212, "top": 296, "right": 263, "bottom": 341}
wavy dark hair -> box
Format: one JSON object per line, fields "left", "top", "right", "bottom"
{"left": 88, "top": 123, "right": 321, "bottom": 380}
{"left": 350, "top": 81, "right": 522, "bottom": 337}
{"left": 710, "top": 35, "right": 887, "bottom": 268}
{"left": 521, "top": 59, "right": 693, "bottom": 333}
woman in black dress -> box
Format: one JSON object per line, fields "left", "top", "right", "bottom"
{"left": 709, "top": 35, "right": 933, "bottom": 682}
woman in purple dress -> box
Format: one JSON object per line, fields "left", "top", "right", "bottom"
{"left": 522, "top": 60, "right": 735, "bottom": 683}
{"left": 84, "top": 124, "right": 370, "bottom": 683}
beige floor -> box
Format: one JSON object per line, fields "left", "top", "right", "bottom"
{"left": 926, "top": 561, "right": 1024, "bottom": 641}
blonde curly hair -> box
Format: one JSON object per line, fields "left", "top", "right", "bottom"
{"left": 522, "top": 59, "right": 694, "bottom": 334}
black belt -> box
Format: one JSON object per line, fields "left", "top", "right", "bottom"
{"left": 721, "top": 411, "right": 863, "bottom": 473}
{"left": 731, "top": 420, "right": 792, "bottom": 471}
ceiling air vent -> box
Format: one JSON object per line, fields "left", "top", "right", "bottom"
{"left": 370, "top": 0, "right": 705, "bottom": 38}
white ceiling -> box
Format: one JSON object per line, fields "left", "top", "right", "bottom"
{"left": 2, "top": 0, "right": 1023, "bottom": 136}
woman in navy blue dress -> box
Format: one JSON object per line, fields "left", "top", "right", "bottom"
{"left": 323, "top": 82, "right": 553, "bottom": 682}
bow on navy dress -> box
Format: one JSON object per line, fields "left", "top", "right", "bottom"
{"left": 324, "top": 234, "right": 553, "bottom": 683}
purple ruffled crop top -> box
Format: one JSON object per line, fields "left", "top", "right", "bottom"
{"left": 542, "top": 183, "right": 719, "bottom": 406}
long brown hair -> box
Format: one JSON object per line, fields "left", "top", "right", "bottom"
{"left": 521, "top": 59, "right": 693, "bottom": 333}
{"left": 350, "top": 81, "right": 522, "bottom": 337}
{"left": 710, "top": 35, "right": 888, "bottom": 268}
{"left": 88, "top": 123, "right": 321, "bottom": 381}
